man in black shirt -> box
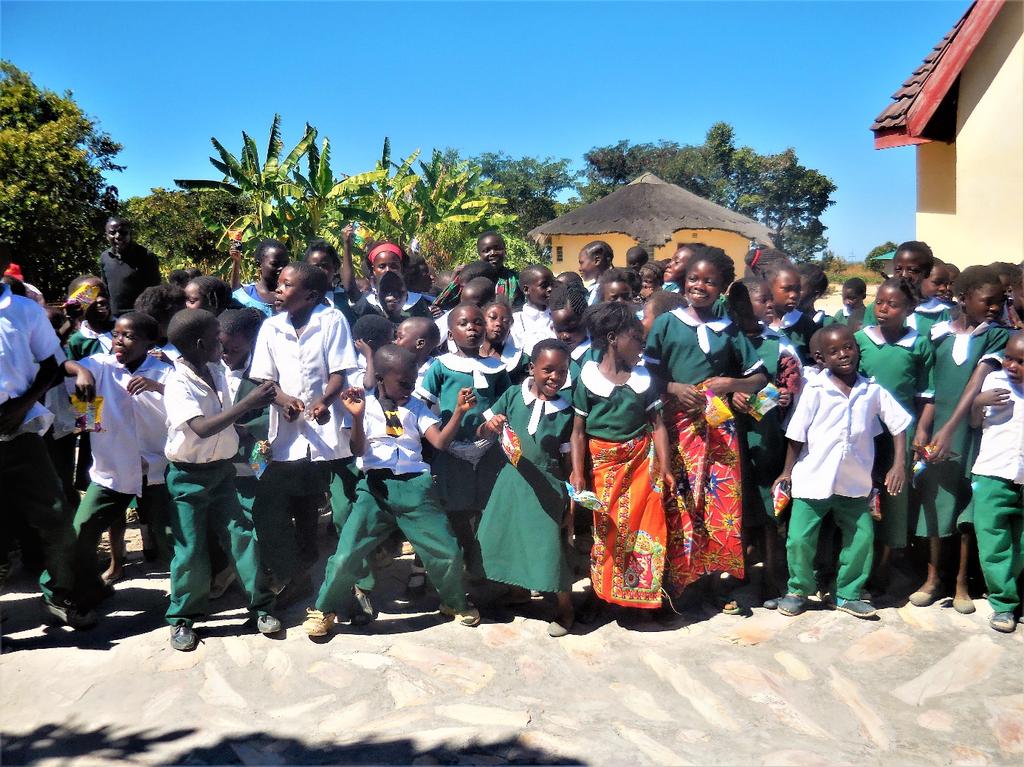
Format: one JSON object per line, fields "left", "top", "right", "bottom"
{"left": 99, "top": 217, "right": 161, "bottom": 316}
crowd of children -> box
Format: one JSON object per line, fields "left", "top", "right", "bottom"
{"left": 0, "top": 224, "right": 1022, "bottom": 652}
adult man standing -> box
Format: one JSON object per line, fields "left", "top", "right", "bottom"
{"left": 99, "top": 217, "right": 160, "bottom": 316}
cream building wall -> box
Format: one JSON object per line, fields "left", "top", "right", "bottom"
{"left": 916, "top": 0, "right": 1023, "bottom": 267}
{"left": 548, "top": 229, "right": 751, "bottom": 276}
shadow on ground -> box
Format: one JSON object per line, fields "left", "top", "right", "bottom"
{"left": 1, "top": 721, "right": 586, "bottom": 765}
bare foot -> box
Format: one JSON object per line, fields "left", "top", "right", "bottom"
{"left": 101, "top": 566, "right": 124, "bottom": 585}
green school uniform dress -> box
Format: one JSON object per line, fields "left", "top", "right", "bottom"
{"left": 768, "top": 310, "right": 820, "bottom": 365}
{"left": 476, "top": 381, "right": 574, "bottom": 592}
{"left": 645, "top": 308, "right": 764, "bottom": 387}
{"left": 495, "top": 337, "right": 530, "bottom": 385}
{"left": 915, "top": 320, "right": 1009, "bottom": 538}
{"left": 864, "top": 298, "right": 952, "bottom": 340}
{"left": 571, "top": 362, "right": 661, "bottom": 442}
{"left": 66, "top": 323, "right": 113, "bottom": 360}
{"left": 855, "top": 325, "right": 935, "bottom": 548}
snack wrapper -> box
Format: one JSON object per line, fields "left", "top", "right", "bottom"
{"left": 868, "top": 488, "right": 882, "bottom": 521}
{"left": 704, "top": 390, "right": 733, "bottom": 427}
{"left": 565, "top": 482, "right": 606, "bottom": 512}
{"left": 912, "top": 459, "right": 928, "bottom": 486}
{"left": 226, "top": 228, "right": 244, "bottom": 244}
{"left": 71, "top": 394, "right": 104, "bottom": 432}
{"left": 500, "top": 423, "right": 522, "bottom": 467}
{"left": 249, "top": 440, "right": 272, "bottom": 480}
{"left": 772, "top": 480, "right": 791, "bottom": 517}
{"left": 66, "top": 283, "right": 100, "bottom": 307}
{"left": 747, "top": 383, "right": 780, "bottom": 421}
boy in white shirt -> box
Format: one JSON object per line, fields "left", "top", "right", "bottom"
{"left": 509, "top": 265, "right": 555, "bottom": 356}
{"left": 303, "top": 345, "right": 480, "bottom": 636}
{"left": 774, "top": 325, "right": 911, "bottom": 619}
{"left": 162, "top": 309, "right": 281, "bottom": 651}
{"left": 63, "top": 312, "right": 173, "bottom": 599}
{"left": 969, "top": 332, "right": 1024, "bottom": 633}
{"left": 0, "top": 263, "right": 95, "bottom": 629}
{"left": 248, "top": 262, "right": 359, "bottom": 604}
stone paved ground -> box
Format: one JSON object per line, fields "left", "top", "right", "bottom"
{"left": 2, "top": 541, "right": 1023, "bottom": 766}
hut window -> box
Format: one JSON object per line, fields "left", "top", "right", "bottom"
{"left": 556, "top": 246, "right": 563, "bottom": 263}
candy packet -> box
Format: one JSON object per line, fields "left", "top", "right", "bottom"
{"left": 500, "top": 423, "right": 522, "bottom": 467}
{"left": 565, "top": 482, "right": 606, "bottom": 512}
{"left": 748, "top": 383, "right": 780, "bottom": 421}
{"left": 71, "top": 394, "right": 104, "bottom": 432}
{"left": 868, "top": 487, "right": 882, "bottom": 521}
{"left": 66, "top": 283, "right": 100, "bottom": 307}
{"left": 249, "top": 440, "right": 272, "bottom": 480}
{"left": 772, "top": 479, "right": 791, "bottom": 517}
{"left": 704, "top": 389, "right": 733, "bottom": 427}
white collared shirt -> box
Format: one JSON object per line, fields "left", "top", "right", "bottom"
{"left": 164, "top": 360, "right": 239, "bottom": 464}
{"left": 71, "top": 353, "right": 172, "bottom": 493}
{"left": 510, "top": 304, "right": 555, "bottom": 356}
{"left": 364, "top": 290, "right": 425, "bottom": 313}
{"left": 358, "top": 394, "right": 440, "bottom": 474}
{"left": 0, "top": 285, "right": 64, "bottom": 439}
{"left": 972, "top": 370, "right": 1023, "bottom": 484}
{"left": 222, "top": 357, "right": 250, "bottom": 404}
{"left": 786, "top": 371, "right": 912, "bottom": 499}
{"left": 250, "top": 304, "right": 358, "bottom": 461}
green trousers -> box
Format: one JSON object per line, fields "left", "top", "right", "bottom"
{"left": 787, "top": 494, "right": 874, "bottom": 602}
{"left": 73, "top": 481, "right": 172, "bottom": 602}
{"left": 315, "top": 470, "right": 467, "bottom": 614}
{"left": 0, "top": 433, "right": 77, "bottom": 603}
{"left": 165, "top": 460, "right": 275, "bottom": 627}
{"left": 327, "top": 458, "right": 373, "bottom": 591}
{"left": 972, "top": 474, "right": 1024, "bottom": 613}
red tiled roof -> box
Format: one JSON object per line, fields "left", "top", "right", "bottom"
{"left": 871, "top": 0, "right": 1006, "bottom": 149}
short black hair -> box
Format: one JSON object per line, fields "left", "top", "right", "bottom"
{"left": 520, "top": 264, "right": 552, "bottom": 286}
{"left": 531, "top": 338, "right": 570, "bottom": 361}
{"left": 649, "top": 289, "right": 687, "bottom": 320}
{"left": 353, "top": 314, "right": 396, "bottom": 352}
{"left": 599, "top": 267, "right": 640, "bottom": 296}
{"left": 895, "top": 241, "right": 935, "bottom": 275}
{"left": 254, "top": 238, "right": 289, "bottom": 264}
{"left": 625, "top": 246, "right": 649, "bottom": 269}
{"left": 134, "top": 284, "right": 185, "bottom": 325}
{"left": 362, "top": 240, "right": 409, "bottom": 272}
{"left": 105, "top": 216, "right": 130, "bottom": 230}
{"left": 219, "top": 307, "right": 264, "bottom": 341}
{"left": 459, "top": 259, "right": 498, "bottom": 285}
{"left": 2, "top": 275, "right": 25, "bottom": 296}
{"left": 167, "top": 308, "right": 218, "bottom": 352}
{"left": 448, "top": 302, "right": 483, "bottom": 329}
{"left": 875, "top": 277, "right": 915, "bottom": 306}
{"left": 483, "top": 297, "right": 513, "bottom": 316}
{"left": 116, "top": 311, "right": 159, "bottom": 341}
{"left": 842, "top": 277, "right": 867, "bottom": 296}
{"left": 377, "top": 269, "right": 407, "bottom": 298}
{"left": 638, "top": 261, "right": 665, "bottom": 285}
{"left": 285, "top": 261, "right": 330, "bottom": 295}
{"left": 814, "top": 323, "right": 855, "bottom": 350}
{"left": 556, "top": 271, "right": 585, "bottom": 288}
{"left": 581, "top": 240, "right": 614, "bottom": 267}
{"left": 744, "top": 245, "right": 790, "bottom": 278}
{"left": 797, "top": 262, "right": 829, "bottom": 299}
{"left": 990, "top": 261, "right": 1022, "bottom": 286}
{"left": 685, "top": 245, "right": 735, "bottom": 287}
{"left": 187, "top": 276, "right": 232, "bottom": 314}
{"left": 476, "top": 230, "right": 505, "bottom": 249}
{"left": 373, "top": 343, "right": 417, "bottom": 377}
{"left": 548, "top": 281, "right": 588, "bottom": 315}
{"left": 304, "top": 239, "right": 340, "bottom": 269}
{"left": 398, "top": 315, "right": 440, "bottom": 349}
{"left": 584, "top": 301, "right": 643, "bottom": 353}
{"left": 461, "top": 277, "right": 495, "bottom": 304}
{"left": 168, "top": 268, "right": 203, "bottom": 288}
{"left": 953, "top": 265, "right": 1003, "bottom": 298}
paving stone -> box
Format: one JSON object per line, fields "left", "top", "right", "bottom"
{"left": 435, "top": 703, "right": 531, "bottom": 728}
{"left": 842, "top": 626, "right": 914, "bottom": 663}
{"left": 893, "top": 635, "right": 1003, "bottom": 705}
{"left": 612, "top": 722, "right": 692, "bottom": 766}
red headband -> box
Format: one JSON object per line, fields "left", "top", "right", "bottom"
{"left": 368, "top": 242, "right": 403, "bottom": 265}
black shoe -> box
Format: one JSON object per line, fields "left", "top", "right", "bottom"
{"left": 778, "top": 594, "right": 808, "bottom": 617}
{"left": 43, "top": 597, "right": 98, "bottom": 630}
{"left": 351, "top": 587, "right": 376, "bottom": 626}
{"left": 763, "top": 597, "right": 780, "bottom": 610}
{"left": 170, "top": 624, "right": 198, "bottom": 651}
{"left": 274, "top": 573, "right": 313, "bottom": 610}
{"left": 256, "top": 614, "right": 282, "bottom": 635}
{"left": 836, "top": 599, "right": 877, "bottom": 619}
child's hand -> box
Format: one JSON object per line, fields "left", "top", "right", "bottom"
{"left": 703, "top": 377, "right": 731, "bottom": 395}
{"left": 777, "top": 390, "right": 792, "bottom": 408}
{"left": 974, "top": 388, "right": 1010, "bottom": 410}
{"left": 661, "top": 470, "right": 677, "bottom": 494}
{"left": 229, "top": 242, "right": 243, "bottom": 265}
{"left": 148, "top": 348, "right": 171, "bottom": 364}
{"left": 342, "top": 223, "right": 354, "bottom": 245}
{"left": 569, "top": 469, "right": 587, "bottom": 495}
{"left": 454, "top": 387, "right": 477, "bottom": 415}
{"left": 428, "top": 303, "right": 445, "bottom": 319}
{"left": 75, "top": 369, "right": 96, "bottom": 402}
{"left": 912, "top": 424, "right": 931, "bottom": 456}
{"left": 478, "top": 413, "right": 507, "bottom": 437}
{"left": 885, "top": 463, "right": 906, "bottom": 496}
{"left": 280, "top": 395, "right": 305, "bottom": 422}
{"left": 771, "top": 472, "right": 791, "bottom": 496}
{"left": 667, "top": 383, "right": 704, "bottom": 416}
{"left": 353, "top": 339, "right": 372, "bottom": 359}
{"left": 731, "top": 391, "right": 751, "bottom": 414}
{"left": 126, "top": 376, "right": 163, "bottom": 396}
{"left": 927, "top": 426, "right": 954, "bottom": 461}
{"left": 339, "top": 387, "right": 366, "bottom": 419}
{"left": 308, "top": 399, "right": 332, "bottom": 425}
{"left": 244, "top": 381, "right": 277, "bottom": 410}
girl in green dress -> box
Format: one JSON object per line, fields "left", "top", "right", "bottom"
{"left": 912, "top": 266, "right": 1009, "bottom": 610}
{"left": 549, "top": 281, "right": 599, "bottom": 392}
{"left": 764, "top": 263, "right": 819, "bottom": 364}
{"left": 476, "top": 339, "right": 576, "bottom": 637}
{"left": 480, "top": 299, "right": 529, "bottom": 383}
{"left": 853, "top": 280, "right": 935, "bottom": 590}
{"left": 863, "top": 242, "right": 951, "bottom": 338}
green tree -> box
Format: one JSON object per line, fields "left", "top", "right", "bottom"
{"left": 0, "top": 61, "right": 122, "bottom": 298}
{"left": 121, "top": 188, "right": 246, "bottom": 276}
{"left": 578, "top": 139, "right": 681, "bottom": 202}
{"left": 865, "top": 240, "right": 898, "bottom": 270}
{"left": 469, "top": 151, "right": 577, "bottom": 233}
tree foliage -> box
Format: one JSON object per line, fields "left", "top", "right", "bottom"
{"left": 578, "top": 123, "right": 837, "bottom": 261}
{"left": 0, "top": 61, "right": 121, "bottom": 298}
{"left": 469, "top": 152, "right": 577, "bottom": 234}
{"left": 864, "top": 240, "right": 898, "bottom": 270}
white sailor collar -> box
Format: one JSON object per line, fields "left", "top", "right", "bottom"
{"left": 840, "top": 305, "right": 851, "bottom": 318}
{"left": 438, "top": 351, "right": 504, "bottom": 388}
{"left": 579, "top": 359, "right": 651, "bottom": 397}
{"left": 861, "top": 324, "right": 919, "bottom": 349}
{"left": 78, "top": 321, "right": 108, "bottom": 340}
{"left": 931, "top": 320, "right": 991, "bottom": 341}
{"left": 571, "top": 338, "right": 593, "bottom": 361}
{"left": 812, "top": 309, "right": 826, "bottom": 325}
{"left": 366, "top": 291, "right": 423, "bottom": 312}
{"left": 776, "top": 309, "right": 805, "bottom": 330}
{"left": 518, "top": 303, "right": 548, "bottom": 322}
{"left": 500, "top": 339, "right": 523, "bottom": 372}
{"left": 916, "top": 297, "right": 950, "bottom": 315}
{"left": 670, "top": 307, "right": 731, "bottom": 353}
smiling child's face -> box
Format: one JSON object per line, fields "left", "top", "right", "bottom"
{"left": 530, "top": 349, "right": 569, "bottom": 398}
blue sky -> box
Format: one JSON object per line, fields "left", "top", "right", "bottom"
{"left": 2, "top": 1, "right": 964, "bottom": 261}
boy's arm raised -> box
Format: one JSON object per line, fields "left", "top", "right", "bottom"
{"left": 187, "top": 381, "right": 276, "bottom": 439}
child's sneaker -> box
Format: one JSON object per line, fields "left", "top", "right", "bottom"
{"left": 989, "top": 611, "right": 1017, "bottom": 633}
{"left": 43, "top": 597, "right": 98, "bottom": 630}
{"left": 257, "top": 614, "right": 282, "bottom": 634}
{"left": 303, "top": 609, "right": 335, "bottom": 637}
{"left": 836, "top": 598, "right": 877, "bottom": 619}
{"left": 170, "top": 623, "right": 198, "bottom": 651}
{"left": 439, "top": 604, "right": 481, "bottom": 627}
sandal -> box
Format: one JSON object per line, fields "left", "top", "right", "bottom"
{"left": 721, "top": 599, "right": 743, "bottom": 615}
